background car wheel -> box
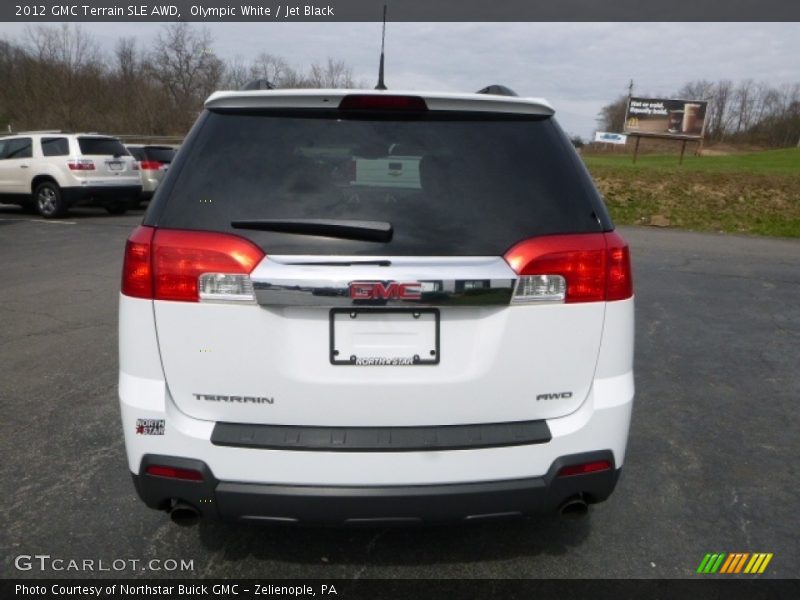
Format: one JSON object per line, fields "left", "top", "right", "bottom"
{"left": 105, "top": 202, "right": 128, "bottom": 215}
{"left": 34, "top": 181, "right": 66, "bottom": 218}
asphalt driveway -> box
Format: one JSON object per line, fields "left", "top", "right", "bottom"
{"left": 1, "top": 205, "right": 798, "bottom": 579}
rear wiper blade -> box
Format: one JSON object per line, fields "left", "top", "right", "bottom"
{"left": 231, "top": 219, "right": 393, "bottom": 243}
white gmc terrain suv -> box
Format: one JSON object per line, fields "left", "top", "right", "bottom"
{"left": 119, "top": 87, "right": 635, "bottom": 525}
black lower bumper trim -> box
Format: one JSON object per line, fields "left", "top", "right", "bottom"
{"left": 133, "top": 451, "right": 619, "bottom": 525}
{"left": 62, "top": 185, "right": 142, "bottom": 205}
{"left": 211, "top": 419, "right": 551, "bottom": 452}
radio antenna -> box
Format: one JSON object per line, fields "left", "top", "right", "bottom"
{"left": 375, "top": 5, "right": 388, "bottom": 90}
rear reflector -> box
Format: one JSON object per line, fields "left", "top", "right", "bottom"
{"left": 145, "top": 465, "right": 204, "bottom": 481}
{"left": 557, "top": 460, "right": 612, "bottom": 478}
{"left": 504, "top": 232, "right": 633, "bottom": 303}
{"left": 339, "top": 94, "right": 428, "bottom": 111}
{"left": 121, "top": 226, "right": 265, "bottom": 302}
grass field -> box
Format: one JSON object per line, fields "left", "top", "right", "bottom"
{"left": 583, "top": 148, "right": 800, "bottom": 237}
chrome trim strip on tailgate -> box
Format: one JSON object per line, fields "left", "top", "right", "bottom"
{"left": 250, "top": 255, "right": 516, "bottom": 307}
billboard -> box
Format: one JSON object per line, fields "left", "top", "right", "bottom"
{"left": 624, "top": 97, "right": 708, "bottom": 138}
{"left": 595, "top": 132, "right": 628, "bottom": 145}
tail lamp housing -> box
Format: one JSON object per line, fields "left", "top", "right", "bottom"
{"left": 122, "top": 226, "right": 265, "bottom": 302}
{"left": 505, "top": 232, "right": 632, "bottom": 303}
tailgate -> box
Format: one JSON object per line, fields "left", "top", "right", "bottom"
{"left": 154, "top": 256, "right": 604, "bottom": 426}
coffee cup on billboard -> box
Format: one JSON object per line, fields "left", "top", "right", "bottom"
{"left": 682, "top": 104, "right": 702, "bottom": 135}
{"left": 668, "top": 110, "right": 684, "bottom": 133}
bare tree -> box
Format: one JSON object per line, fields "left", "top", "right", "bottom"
{"left": 305, "top": 58, "right": 356, "bottom": 88}
{"left": 677, "top": 80, "right": 715, "bottom": 102}
{"left": 149, "top": 23, "right": 224, "bottom": 129}
{"left": 250, "top": 53, "right": 290, "bottom": 85}
{"left": 596, "top": 95, "right": 629, "bottom": 132}
{"left": 20, "top": 25, "right": 104, "bottom": 130}
{"left": 709, "top": 80, "right": 733, "bottom": 140}
{"left": 26, "top": 24, "right": 99, "bottom": 72}
{"left": 222, "top": 56, "right": 251, "bottom": 90}
{"left": 0, "top": 29, "right": 368, "bottom": 136}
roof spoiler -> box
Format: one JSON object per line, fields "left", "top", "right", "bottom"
{"left": 242, "top": 79, "right": 276, "bottom": 91}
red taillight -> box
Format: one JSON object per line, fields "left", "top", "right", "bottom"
{"left": 504, "top": 232, "right": 633, "bottom": 303}
{"left": 122, "top": 225, "right": 155, "bottom": 298}
{"left": 557, "top": 460, "right": 612, "bottom": 478}
{"left": 145, "top": 465, "right": 204, "bottom": 481}
{"left": 604, "top": 231, "right": 633, "bottom": 301}
{"left": 67, "top": 159, "right": 95, "bottom": 171}
{"left": 339, "top": 94, "right": 428, "bottom": 111}
{"left": 120, "top": 227, "right": 265, "bottom": 302}
{"left": 139, "top": 160, "right": 163, "bottom": 170}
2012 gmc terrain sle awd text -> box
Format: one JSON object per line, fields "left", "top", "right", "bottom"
{"left": 118, "top": 86, "right": 634, "bottom": 526}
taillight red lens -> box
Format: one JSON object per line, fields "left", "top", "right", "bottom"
{"left": 557, "top": 460, "right": 612, "bottom": 477}
{"left": 605, "top": 231, "right": 633, "bottom": 301}
{"left": 504, "top": 232, "right": 633, "bottom": 303}
{"left": 339, "top": 94, "right": 428, "bottom": 111}
{"left": 145, "top": 465, "right": 204, "bottom": 481}
{"left": 121, "top": 227, "right": 265, "bottom": 302}
{"left": 67, "top": 159, "right": 95, "bottom": 171}
{"left": 121, "top": 225, "right": 155, "bottom": 298}
{"left": 139, "top": 160, "right": 162, "bottom": 170}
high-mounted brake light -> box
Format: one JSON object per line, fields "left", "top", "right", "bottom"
{"left": 339, "top": 94, "right": 428, "bottom": 111}
{"left": 121, "top": 226, "right": 266, "bottom": 302}
{"left": 145, "top": 465, "right": 204, "bottom": 481}
{"left": 504, "top": 232, "right": 633, "bottom": 303}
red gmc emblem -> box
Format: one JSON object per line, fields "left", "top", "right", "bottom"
{"left": 349, "top": 281, "right": 423, "bottom": 300}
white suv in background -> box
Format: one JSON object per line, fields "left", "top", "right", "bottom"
{"left": 0, "top": 132, "right": 141, "bottom": 218}
{"left": 125, "top": 144, "right": 178, "bottom": 202}
{"left": 119, "top": 87, "right": 635, "bottom": 526}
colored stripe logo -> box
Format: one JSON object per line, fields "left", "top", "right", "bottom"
{"left": 697, "top": 552, "right": 773, "bottom": 574}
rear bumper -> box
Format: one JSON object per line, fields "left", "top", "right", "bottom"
{"left": 132, "top": 451, "right": 619, "bottom": 525}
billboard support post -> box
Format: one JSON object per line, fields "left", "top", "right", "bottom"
{"left": 679, "top": 139, "right": 687, "bottom": 165}
{"left": 633, "top": 135, "right": 641, "bottom": 163}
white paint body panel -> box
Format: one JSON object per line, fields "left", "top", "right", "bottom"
{"left": 119, "top": 293, "right": 634, "bottom": 485}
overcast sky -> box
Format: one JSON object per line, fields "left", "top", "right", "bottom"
{"left": 1, "top": 22, "right": 798, "bottom": 137}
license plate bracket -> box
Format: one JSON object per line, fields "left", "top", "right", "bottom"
{"left": 329, "top": 308, "right": 440, "bottom": 366}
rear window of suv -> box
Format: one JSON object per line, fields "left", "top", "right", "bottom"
{"left": 149, "top": 110, "right": 608, "bottom": 256}
{"left": 41, "top": 137, "right": 69, "bottom": 156}
{"left": 78, "top": 137, "right": 128, "bottom": 156}
{"left": 143, "top": 146, "right": 176, "bottom": 163}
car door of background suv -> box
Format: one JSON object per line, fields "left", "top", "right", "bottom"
{"left": 0, "top": 137, "right": 33, "bottom": 196}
